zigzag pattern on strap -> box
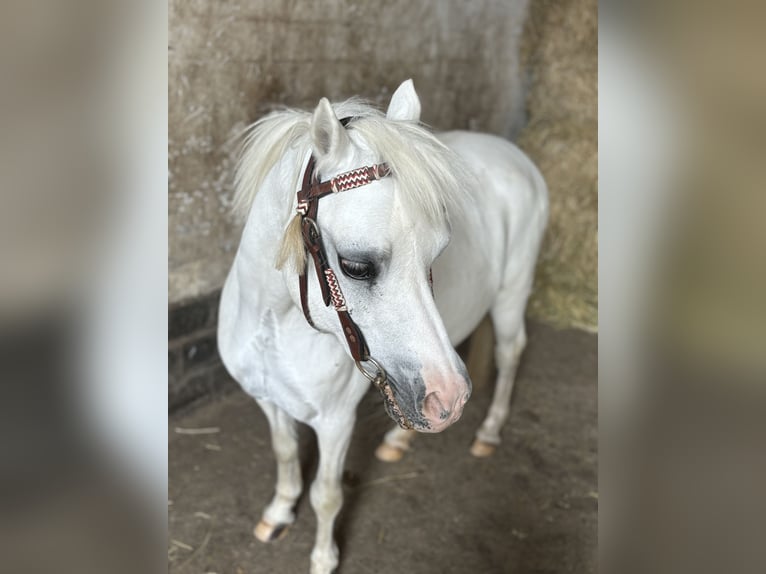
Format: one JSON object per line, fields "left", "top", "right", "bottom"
{"left": 324, "top": 268, "right": 347, "bottom": 311}
{"left": 330, "top": 163, "right": 391, "bottom": 194}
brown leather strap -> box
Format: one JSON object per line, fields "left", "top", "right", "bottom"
{"left": 298, "top": 163, "right": 391, "bottom": 206}
{"left": 295, "top": 119, "right": 383, "bottom": 362}
{"left": 298, "top": 156, "right": 318, "bottom": 326}
{"left": 298, "top": 197, "right": 371, "bottom": 361}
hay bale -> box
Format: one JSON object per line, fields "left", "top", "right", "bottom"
{"left": 522, "top": 0, "right": 597, "bottom": 124}
{"left": 518, "top": 0, "right": 598, "bottom": 330}
{"left": 520, "top": 118, "right": 597, "bottom": 331}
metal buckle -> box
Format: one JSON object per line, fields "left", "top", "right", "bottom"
{"left": 303, "top": 216, "right": 319, "bottom": 236}
{"left": 302, "top": 216, "right": 321, "bottom": 247}
{"left": 355, "top": 356, "right": 387, "bottom": 388}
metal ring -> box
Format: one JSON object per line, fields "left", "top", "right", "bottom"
{"left": 355, "top": 357, "right": 387, "bottom": 387}
{"left": 302, "top": 217, "right": 323, "bottom": 249}
{"left": 303, "top": 216, "right": 320, "bottom": 236}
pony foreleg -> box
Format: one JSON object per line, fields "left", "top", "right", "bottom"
{"left": 309, "top": 418, "right": 355, "bottom": 574}
{"left": 471, "top": 326, "right": 526, "bottom": 457}
{"left": 375, "top": 426, "right": 416, "bottom": 462}
{"left": 254, "top": 399, "right": 302, "bottom": 542}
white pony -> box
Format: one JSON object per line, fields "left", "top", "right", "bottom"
{"left": 218, "top": 80, "right": 548, "bottom": 574}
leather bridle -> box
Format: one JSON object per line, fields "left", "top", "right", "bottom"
{"left": 293, "top": 117, "right": 413, "bottom": 429}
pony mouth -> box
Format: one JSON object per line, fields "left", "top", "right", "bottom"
{"left": 377, "top": 377, "right": 463, "bottom": 432}
{"left": 379, "top": 380, "right": 419, "bottom": 430}
{"left": 377, "top": 377, "right": 430, "bottom": 431}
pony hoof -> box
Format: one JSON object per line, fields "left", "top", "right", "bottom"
{"left": 470, "top": 439, "right": 496, "bottom": 458}
{"left": 375, "top": 443, "right": 405, "bottom": 462}
{"left": 254, "top": 519, "right": 289, "bottom": 543}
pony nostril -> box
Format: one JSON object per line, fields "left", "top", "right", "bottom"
{"left": 423, "top": 392, "right": 450, "bottom": 421}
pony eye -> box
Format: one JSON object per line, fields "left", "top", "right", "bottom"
{"left": 339, "top": 257, "right": 375, "bottom": 280}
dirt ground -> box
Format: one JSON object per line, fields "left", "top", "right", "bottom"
{"left": 168, "top": 321, "right": 597, "bottom": 574}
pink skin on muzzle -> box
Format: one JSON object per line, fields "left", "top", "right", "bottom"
{"left": 419, "top": 367, "right": 471, "bottom": 433}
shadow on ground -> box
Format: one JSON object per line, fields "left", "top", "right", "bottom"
{"left": 169, "top": 321, "right": 597, "bottom": 574}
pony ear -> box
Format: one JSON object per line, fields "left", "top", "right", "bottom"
{"left": 310, "top": 97, "right": 349, "bottom": 162}
{"left": 386, "top": 79, "right": 421, "bottom": 122}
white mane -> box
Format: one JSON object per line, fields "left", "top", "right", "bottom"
{"left": 232, "top": 98, "right": 472, "bottom": 229}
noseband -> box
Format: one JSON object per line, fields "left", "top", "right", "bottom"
{"left": 293, "top": 117, "right": 413, "bottom": 429}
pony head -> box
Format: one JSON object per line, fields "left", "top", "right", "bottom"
{"left": 238, "top": 80, "right": 473, "bottom": 432}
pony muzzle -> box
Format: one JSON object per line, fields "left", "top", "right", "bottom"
{"left": 419, "top": 389, "right": 469, "bottom": 432}
{"left": 378, "top": 370, "right": 471, "bottom": 433}
{"left": 418, "top": 371, "right": 471, "bottom": 433}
